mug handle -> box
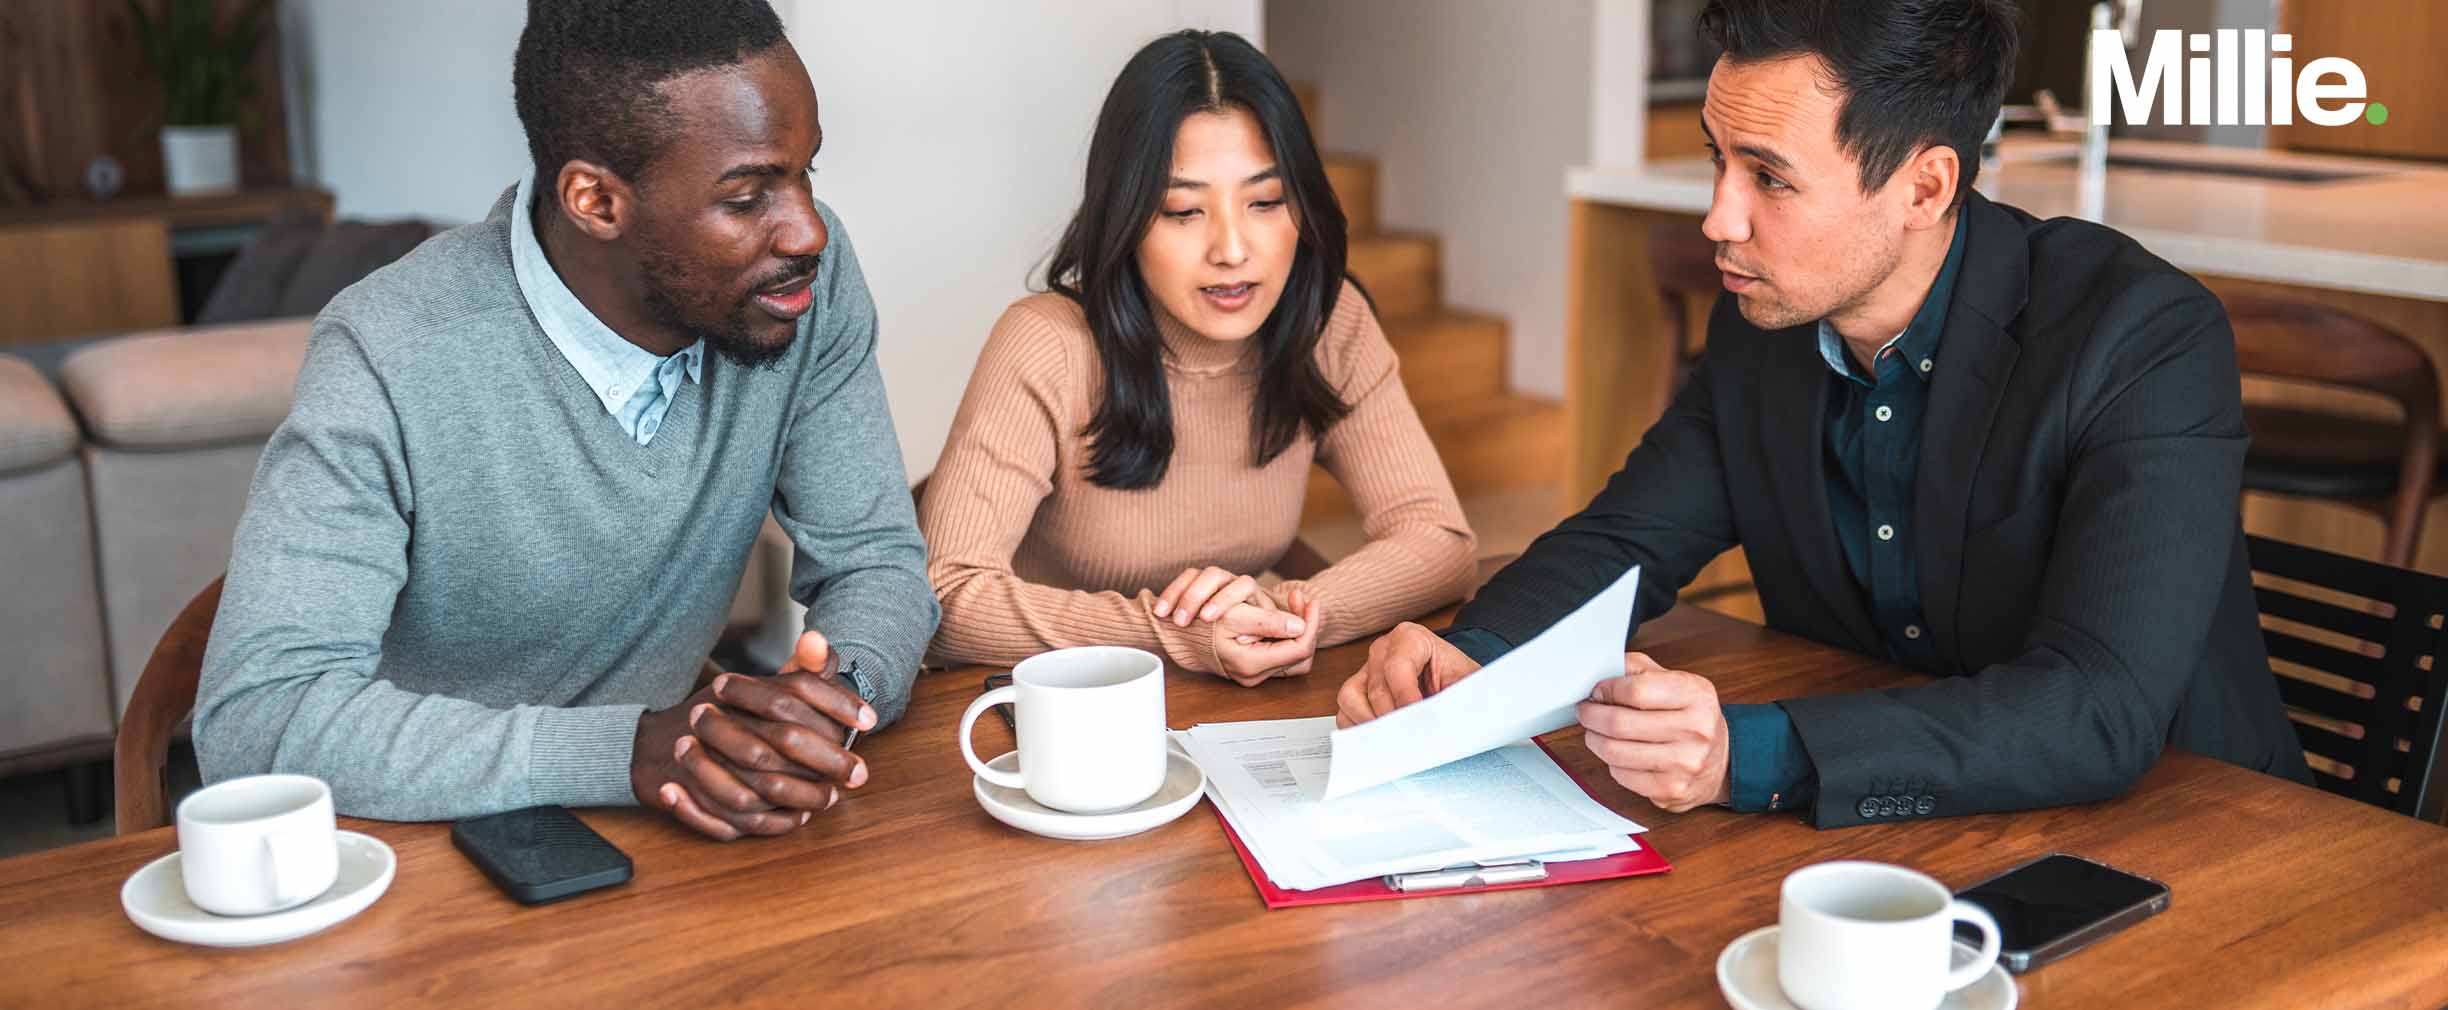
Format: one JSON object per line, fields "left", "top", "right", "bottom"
{"left": 263, "top": 829, "right": 324, "bottom": 907}
{"left": 959, "top": 685, "right": 1026, "bottom": 790}
{"left": 1943, "top": 899, "right": 2003, "bottom": 991}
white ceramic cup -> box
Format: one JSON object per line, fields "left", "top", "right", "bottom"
{"left": 1777, "top": 861, "right": 2002, "bottom": 1010}
{"left": 959, "top": 646, "right": 1166, "bottom": 814}
{"left": 174, "top": 774, "right": 339, "bottom": 917}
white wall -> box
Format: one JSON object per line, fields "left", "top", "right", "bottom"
{"left": 283, "top": 1, "right": 531, "bottom": 223}
{"left": 283, "top": 0, "right": 1261, "bottom": 474}
{"left": 1266, "top": 0, "right": 1597, "bottom": 400}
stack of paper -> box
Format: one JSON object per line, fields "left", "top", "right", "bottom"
{"left": 1172, "top": 717, "right": 1648, "bottom": 892}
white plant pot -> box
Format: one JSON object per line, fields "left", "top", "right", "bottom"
{"left": 161, "top": 125, "right": 240, "bottom": 196}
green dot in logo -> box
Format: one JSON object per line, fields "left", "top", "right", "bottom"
{"left": 2366, "top": 103, "right": 2390, "bottom": 126}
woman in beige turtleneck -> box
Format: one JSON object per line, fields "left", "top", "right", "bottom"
{"left": 920, "top": 30, "right": 1477, "bottom": 685}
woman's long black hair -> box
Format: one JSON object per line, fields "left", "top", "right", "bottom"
{"left": 1045, "top": 29, "right": 1352, "bottom": 490}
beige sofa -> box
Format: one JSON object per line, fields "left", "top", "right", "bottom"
{"left": 2, "top": 319, "right": 790, "bottom": 813}
{"left": 0, "top": 355, "right": 115, "bottom": 781}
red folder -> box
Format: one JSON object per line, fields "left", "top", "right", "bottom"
{"left": 1207, "top": 738, "right": 1673, "bottom": 908}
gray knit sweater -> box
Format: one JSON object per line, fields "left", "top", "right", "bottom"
{"left": 195, "top": 188, "right": 938, "bottom": 821}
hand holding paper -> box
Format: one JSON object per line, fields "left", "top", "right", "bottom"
{"left": 1322, "top": 566, "right": 1643, "bottom": 799}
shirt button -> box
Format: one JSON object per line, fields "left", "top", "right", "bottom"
{"left": 1918, "top": 358, "right": 1934, "bottom": 373}
{"left": 1915, "top": 796, "right": 1935, "bottom": 815}
{"left": 642, "top": 420, "right": 658, "bottom": 436}
{"left": 1876, "top": 524, "right": 1896, "bottom": 541}
{"left": 1874, "top": 405, "right": 1893, "bottom": 422}
{"left": 1904, "top": 624, "right": 1923, "bottom": 640}
{"left": 1857, "top": 797, "right": 1879, "bottom": 818}
{"left": 607, "top": 385, "right": 625, "bottom": 399}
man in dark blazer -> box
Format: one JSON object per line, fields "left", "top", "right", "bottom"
{"left": 1335, "top": 0, "right": 2311, "bottom": 828}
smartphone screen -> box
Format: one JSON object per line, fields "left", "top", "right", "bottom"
{"left": 1955, "top": 853, "right": 2168, "bottom": 968}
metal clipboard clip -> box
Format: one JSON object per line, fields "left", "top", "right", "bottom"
{"left": 1382, "top": 859, "right": 1550, "bottom": 893}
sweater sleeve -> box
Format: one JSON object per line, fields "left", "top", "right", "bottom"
{"left": 1275, "top": 286, "right": 1478, "bottom": 646}
{"left": 194, "top": 320, "right": 646, "bottom": 821}
{"left": 773, "top": 206, "right": 940, "bottom": 727}
{"left": 922, "top": 302, "right": 1226, "bottom": 673}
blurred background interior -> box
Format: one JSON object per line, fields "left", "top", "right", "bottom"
{"left": 2, "top": 0, "right": 2441, "bottom": 855}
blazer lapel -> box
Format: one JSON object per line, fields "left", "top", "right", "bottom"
{"left": 1760, "top": 330, "right": 1883, "bottom": 654}
{"left": 1915, "top": 194, "right": 2030, "bottom": 671}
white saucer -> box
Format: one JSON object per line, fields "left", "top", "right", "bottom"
{"left": 1717, "top": 925, "right": 2018, "bottom": 1010}
{"left": 121, "top": 830, "right": 395, "bottom": 948}
{"left": 973, "top": 743, "right": 1206, "bottom": 840}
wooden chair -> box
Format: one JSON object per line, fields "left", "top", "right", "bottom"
{"left": 1648, "top": 222, "right": 1756, "bottom": 611}
{"left": 2228, "top": 292, "right": 2443, "bottom": 567}
{"left": 2248, "top": 534, "right": 2448, "bottom": 821}
{"left": 1648, "top": 220, "right": 1722, "bottom": 411}
{"left": 113, "top": 575, "right": 727, "bottom": 834}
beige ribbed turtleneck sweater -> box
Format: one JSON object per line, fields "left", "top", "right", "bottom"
{"left": 922, "top": 281, "right": 1478, "bottom": 674}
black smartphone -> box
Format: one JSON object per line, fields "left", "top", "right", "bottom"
{"left": 984, "top": 672, "right": 1015, "bottom": 730}
{"left": 1954, "top": 853, "right": 2169, "bottom": 973}
{"left": 451, "top": 805, "right": 633, "bottom": 905}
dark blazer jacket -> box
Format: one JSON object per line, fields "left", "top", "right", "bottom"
{"left": 1456, "top": 191, "right": 2312, "bottom": 828}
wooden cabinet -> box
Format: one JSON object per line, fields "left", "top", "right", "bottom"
{"left": 0, "top": 187, "right": 332, "bottom": 346}
{"left": 2271, "top": 0, "right": 2448, "bottom": 162}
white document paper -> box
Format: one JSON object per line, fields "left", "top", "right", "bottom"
{"left": 1323, "top": 564, "right": 1643, "bottom": 799}
{"left": 1173, "top": 717, "right": 1646, "bottom": 892}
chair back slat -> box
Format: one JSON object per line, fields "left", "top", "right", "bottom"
{"left": 2264, "top": 632, "right": 2388, "bottom": 688}
{"left": 2271, "top": 673, "right": 2373, "bottom": 727}
{"left": 2254, "top": 583, "right": 2393, "bottom": 643}
{"left": 2290, "top": 719, "right": 2368, "bottom": 772}
{"left": 2248, "top": 534, "right": 2448, "bottom": 821}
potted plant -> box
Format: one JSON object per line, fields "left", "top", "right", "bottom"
{"left": 126, "top": 0, "right": 275, "bottom": 197}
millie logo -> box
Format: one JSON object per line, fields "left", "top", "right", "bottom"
{"left": 2089, "top": 29, "right": 2388, "bottom": 128}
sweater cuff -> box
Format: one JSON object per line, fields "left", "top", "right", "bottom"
{"left": 528, "top": 703, "right": 648, "bottom": 809}
{"left": 1138, "top": 589, "right": 1223, "bottom": 674}
{"left": 830, "top": 639, "right": 909, "bottom": 728}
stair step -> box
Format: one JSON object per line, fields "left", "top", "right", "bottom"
{"left": 1325, "top": 153, "right": 1378, "bottom": 235}
{"left": 1293, "top": 82, "right": 1322, "bottom": 142}
{"left": 1346, "top": 233, "right": 1439, "bottom": 317}
{"left": 1302, "top": 394, "right": 1565, "bottom": 524}
{"left": 1382, "top": 310, "right": 1507, "bottom": 405}
{"left": 1299, "top": 482, "right": 1568, "bottom": 563}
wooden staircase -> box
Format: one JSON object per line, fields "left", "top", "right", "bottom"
{"left": 1294, "top": 85, "right": 1567, "bottom": 532}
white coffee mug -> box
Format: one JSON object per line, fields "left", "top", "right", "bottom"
{"left": 1777, "top": 861, "right": 2002, "bottom": 1010}
{"left": 175, "top": 774, "right": 339, "bottom": 917}
{"left": 959, "top": 646, "right": 1166, "bottom": 814}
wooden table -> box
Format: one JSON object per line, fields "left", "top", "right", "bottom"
{"left": 5, "top": 604, "right": 2447, "bottom": 1009}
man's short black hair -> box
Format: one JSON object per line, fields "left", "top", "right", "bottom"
{"left": 1701, "top": 0, "right": 2020, "bottom": 209}
{"left": 512, "top": 0, "right": 790, "bottom": 190}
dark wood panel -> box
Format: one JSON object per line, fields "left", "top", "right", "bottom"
{"left": 2271, "top": 0, "right": 2448, "bottom": 162}
{"left": 0, "top": 1, "right": 292, "bottom": 204}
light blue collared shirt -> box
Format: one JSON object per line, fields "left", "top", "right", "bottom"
{"left": 510, "top": 174, "right": 703, "bottom": 445}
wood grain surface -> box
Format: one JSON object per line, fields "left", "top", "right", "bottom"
{"left": 3, "top": 604, "right": 2445, "bottom": 1009}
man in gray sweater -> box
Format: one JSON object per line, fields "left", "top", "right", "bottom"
{"left": 196, "top": 0, "right": 938, "bottom": 841}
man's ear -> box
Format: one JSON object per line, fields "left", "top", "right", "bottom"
{"left": 551, "top": 159, "right": 633, "bottom": 242}
{"left": 1901, "top": 144, "right": 1960, "bottom": 231}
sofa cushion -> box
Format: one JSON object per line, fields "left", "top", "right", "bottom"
{"left": 271, "top": 219, "right": 438, "bottom": 319}
{"left": 0, "top": 354, "right": 79, "bottom": 474}
{"left": 193, "top": 210, "right": 325, "bottom": 326}
{"left": 56, "top": 319, "right": 313, "bottom": 450}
